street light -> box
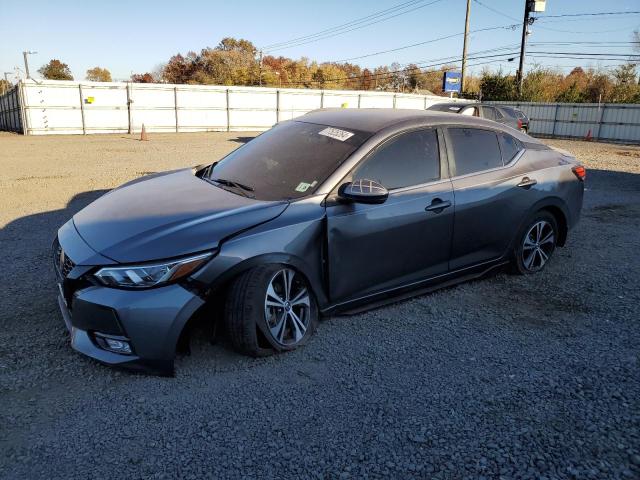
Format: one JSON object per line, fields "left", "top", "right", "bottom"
{"left": 275, "top": 71, "right": 281, "bottom": 88}
{"left": 22, "top": 50, "right": 38, "bottom": 79}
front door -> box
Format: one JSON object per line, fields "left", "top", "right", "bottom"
{"left": 326, "top": 128, "right": 454, "bottom": 304}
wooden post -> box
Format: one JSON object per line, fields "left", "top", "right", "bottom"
{"left": 18, "top": 81, "right": 29, "bottom": 135}
{"left": 174, "top": 86, "right": 179, "bottom": 133}
{"left": 126, "top": 82, "right": 133, "bottom": 134}
{"left": 276, "top": 89, "right": 280, "bottom": 123}
{"left": 595, "top": 103, "right": 606, "bottom": 141}
{"left": 320, "top": 90, "right": 324, "bottom": 109}
{"left": 226, "top": 88, "right": 231, "bottom": 132}
{"left": 551, "top": 103, "right": 559, "bottom": 138}
{"left": 79, "top": 84, "right": 86, "bottom": 135}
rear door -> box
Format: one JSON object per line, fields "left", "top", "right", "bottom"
{"left": 326, "top": 128, "right": 454, "bottom": 303}
{"left": 445, "top": 127, "right": 531, "bottom": 270}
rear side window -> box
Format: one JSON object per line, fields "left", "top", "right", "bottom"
{"left": 481, "top": 107, "right": 497, "bottom": 121}
{"left": 499, "top": 107, "right": 518, "bottom": 119}
{"left": 498, "top": 132, "right": 523, "bottom": 164}
{"left": 448, "top": 128, "right": 503, "bottom": 176}
{"left": 354, "top": 129, "right": 440, "bottom": 189}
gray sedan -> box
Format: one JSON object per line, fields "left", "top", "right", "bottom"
{"left": 54, "top": 109, "right": 584, "bottom": 375}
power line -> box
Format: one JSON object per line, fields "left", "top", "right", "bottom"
{"left": 262, "top": 0, "right": 445, "bottom": 52}
{"left": 537, "top": 10, "right": 640, "bottom": 18}
{"left": 281, "top": 51, "right": 521, "bottom": 86}
{"left": 332, "top": 23, "right": 518, "bottom": 63}
{"left": 280, "top": 49, "right": 638, "bottom": 88}
{"left": 261, "top": 0, "right": 425, "bottom": 49}
{"left": 472, "top": 1, "right": 640, "bottom": 35}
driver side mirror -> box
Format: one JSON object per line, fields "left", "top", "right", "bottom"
{"left": 338, "top": 179, "right": 389, "bottom": 204}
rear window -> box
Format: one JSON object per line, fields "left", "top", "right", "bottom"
{"left": 498, "top": 132, "right": 523, "bottom": 164}
{"left": 448, "top": 128, "right": 503, "bottom": 176}
{"left": 207, "top": 121, "right": 369, "bottom": 201}
{"left": 428, "top": 103, "right": 462, "bottom": 113}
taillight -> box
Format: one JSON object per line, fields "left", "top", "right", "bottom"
{"left": 517, "top": 118, "right": 523, "bottom": 129}
{"left": 572, "top": 165, "right": 586, "bottom": 181}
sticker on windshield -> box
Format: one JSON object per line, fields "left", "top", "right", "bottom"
{"left": 295, "top": 180, "right": 317, "bottom": 193}
{"left": 319, "top": 127, "right": 354, "bottom": 142}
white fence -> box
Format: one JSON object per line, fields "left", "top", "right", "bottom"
{"left": 488, "top": 101, "right": 640, "bottom": 144}
{"left": 0, "top": 79, "right": 466, "bottom": 136}
{"left": 3, "top": 81, "right": 638, "bottom": 143}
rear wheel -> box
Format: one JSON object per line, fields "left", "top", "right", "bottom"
{"left": 513, "top": 211, "right": 558, "bottom": 274}
{"left": 224, "top": 264, "right": 317, "bottom": 357}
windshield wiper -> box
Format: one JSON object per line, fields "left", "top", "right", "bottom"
{"left": 208, "top": 177, "right": 255, "bottom": 198}
{"left": 210, "top": 178, "right": 254, "bottom": 192}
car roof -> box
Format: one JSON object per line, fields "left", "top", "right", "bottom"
{"left": 296, "top": 108, "right": 501, "bottom": 134}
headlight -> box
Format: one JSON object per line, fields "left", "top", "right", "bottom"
{"left": 94, "top": 252, "right": 214, "bottom": 288}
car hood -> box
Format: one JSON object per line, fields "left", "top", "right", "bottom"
{"left": 72, "top": 168, "right": 288, "bottom": 263}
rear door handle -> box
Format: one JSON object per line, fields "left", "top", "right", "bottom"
{"left": 517, "top": 177, "right": 537, "bottom": 189}
{"left": 425, "top": 198, "right": 452, "bottom": 213}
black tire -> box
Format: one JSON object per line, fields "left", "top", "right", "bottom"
{"left": 224, "top": 264, "right": 318, "bottom": 357}
{"left": 512, "top": 211, "right": 558, "bottom": 275}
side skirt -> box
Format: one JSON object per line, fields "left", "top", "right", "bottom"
{"left": 321, "top": 259, "right": 509, "bottom": 316}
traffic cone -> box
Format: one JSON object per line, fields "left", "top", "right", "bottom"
{"left": 140, "top": 123, "right": 149, "bottom": 141}
{"left": 585, "top": 129, "right": 592, "bottom": 141}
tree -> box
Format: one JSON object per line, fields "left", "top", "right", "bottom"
{"left": 611, "top": 64, "right": 639, "bottom": 103}
{"left": 0, "top": 79, "right": 12, "bottom": 94}
{"left": 86, "top": 66, "right": 112, "bottom": 82}
{"left": 479, "top": 71, "right": 516, "bottom": 101}
{"left": 38, "top": 59, "right": 73, "bottom": 80}
{"left": 130, "top": 72, "right": 154, "bottom": 83}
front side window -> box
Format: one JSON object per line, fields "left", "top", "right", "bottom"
{"left": 353, "top": 129, "right": 440, "bottom": 190}
{"left": 448, "top": 128, "right": 503, "bottom": 176}
{"left": 207, "top": 121, "right": 369, "bottom": 201}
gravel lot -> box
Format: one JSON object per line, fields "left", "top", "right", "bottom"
{"left": 0, "top": 132, "right": 639, "bottom": 479}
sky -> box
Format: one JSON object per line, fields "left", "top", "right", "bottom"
{"left": 1, "top": 0, "right": 638, "bottom": 83}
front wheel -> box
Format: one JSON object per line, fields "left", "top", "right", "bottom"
{"left": 224, "top": 264, "right": 318, "bottom": 357}
{"left": 513, "top": 212, "right": 558, "bottom": 274}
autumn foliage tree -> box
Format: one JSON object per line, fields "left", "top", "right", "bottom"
{"left": 38, "top": 59, "right": 73, "bottom": 80}
{"left": 94, "top": 35, "right": 640, "bottom": 103}
{"left": 86, "top": 66, "right": 112, "bottom": 82}
{"left": 130, "top": 72, "right": 155, "bottom": 83}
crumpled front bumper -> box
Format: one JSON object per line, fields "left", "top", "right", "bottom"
{"left": 57, "top": 281, "right": 204, "bottom": 376}
{"left": 54, "top": 220, "right": 205, "bottom": 376}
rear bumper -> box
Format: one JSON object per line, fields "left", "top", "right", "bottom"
{"left": 56, "top": 282, "right": 204, "bottom": 376}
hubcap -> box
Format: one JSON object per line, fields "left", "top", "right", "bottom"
{"left": 264, "top": 269, "right": 311, "bottom": 346}
{"left": 522, "top": 220, "right": 555, "bottom": 271}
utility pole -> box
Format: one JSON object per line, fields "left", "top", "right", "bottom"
{"left": 22, "top": 50, "right": 37, "bottom": 79}
{"left": 258, "top": 50, "right": 263, "bottom": 87}
{"left": 461, "top": 0, "right": 471, "bottom": 93}
{"left": 517, "top": 0, "right": 532, "bottom": 96}
{"left": 2, "top": 72, "right": 11, "bottom": 94}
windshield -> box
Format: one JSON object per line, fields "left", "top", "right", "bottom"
{"left": 207, "top": 121, "right": 370, "bottom": 201}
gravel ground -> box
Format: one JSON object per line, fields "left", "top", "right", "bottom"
{"left": 0, "top": 132, "right": 639, "bottom": 479}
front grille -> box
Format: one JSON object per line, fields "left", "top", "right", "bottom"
{"left": 53, "top": 239, "right": 76, "bottom": 279}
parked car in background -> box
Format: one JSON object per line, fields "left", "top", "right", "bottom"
{"left": 428, "top": 102, "right": 530, "bottom": 133}
{"left": 54, "top": 109, "right": 583, "bottom": 375}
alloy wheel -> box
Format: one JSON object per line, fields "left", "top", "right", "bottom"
{"left": 522, "top": 220, "right": 555, "bottom": 272}
{"left": 264, "top": 268, "right": 311, "bottom": 346}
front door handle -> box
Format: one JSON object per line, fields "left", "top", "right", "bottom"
{"left": 425, "top": 198, "right": 452, "bottom": 213}
{"left": 517, "top": 177, "right": 537, "bottom": 189}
